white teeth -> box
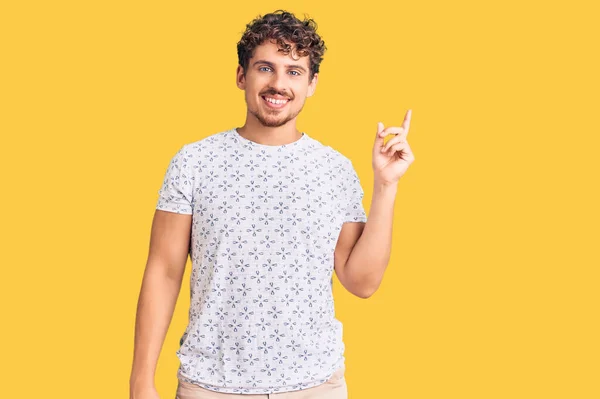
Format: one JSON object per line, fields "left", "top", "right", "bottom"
{"left": 265, "top": 97, "right": 288, "bottom": 105}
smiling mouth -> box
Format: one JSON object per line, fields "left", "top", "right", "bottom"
{"left": 261, "top": 96, "right": 290, "bottom": 109}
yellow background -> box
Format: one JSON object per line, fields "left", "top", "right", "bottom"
{"left": 1, "top": 1, "right": 599, "bottom": 398}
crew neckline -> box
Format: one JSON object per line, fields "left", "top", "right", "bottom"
{"left": 231, "top": 127, "right": 309, "bottom": 150}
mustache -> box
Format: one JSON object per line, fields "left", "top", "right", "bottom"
{"left": 261, "top": 90, "right": 292, "bottom": 99}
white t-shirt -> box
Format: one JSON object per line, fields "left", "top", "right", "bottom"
{"left": 156, "top": 127, "right": 367, "bottom": 394}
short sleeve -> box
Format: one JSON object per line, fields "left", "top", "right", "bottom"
{"left": 156, "top": 145, "right": 194, "bottom": 215}
{"left": 342, "top": 160, "right": 368, "bottom": 223}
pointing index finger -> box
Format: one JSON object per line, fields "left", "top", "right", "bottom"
{"left": 403, "top": 109, "right": 412, "bottom": 134}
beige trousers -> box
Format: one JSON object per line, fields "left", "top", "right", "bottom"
{"left": 175, "top": 365, "right": 347, "bottom": 399}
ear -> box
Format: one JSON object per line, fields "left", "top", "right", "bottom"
{"left": 307, "top": 73, "right": 318, "bottom": 97}
{"left": 236, "top": 65, "right": 246, "bottom": 90}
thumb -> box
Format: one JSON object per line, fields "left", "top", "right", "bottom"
{"left": 374, "top": 121, "right": 385, "bottom": 146}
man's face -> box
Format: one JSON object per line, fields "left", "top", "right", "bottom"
{"left": 236, "top": 40, "right": 318, "bottom": 128}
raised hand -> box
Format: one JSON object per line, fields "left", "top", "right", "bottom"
{"left": 372, "top": 109, "right": 415, "bottom": 185}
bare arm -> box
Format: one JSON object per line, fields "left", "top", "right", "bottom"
{"left": 334, "top": 221, "right": 366, "bottom": 298}
{"left": 129, "top": 210, "right": 192, "bottom": 391}
{"left": 334, "top": 181, "right": 397, "bottom": 298}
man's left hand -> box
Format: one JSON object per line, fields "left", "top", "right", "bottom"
{"left": 372, "top": 109, "right": 415, "bottom": 185}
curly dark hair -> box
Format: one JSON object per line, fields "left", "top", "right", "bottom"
{"left": 237, "top": 10, "right": 327, "bottom": 81}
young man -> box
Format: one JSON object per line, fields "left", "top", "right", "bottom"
{"left": 130, "top": 9, "right": 414, "bottom": 399}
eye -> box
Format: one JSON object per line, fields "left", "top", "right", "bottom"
{"left": 289, "top": 70, "right": 300, "bottom": 76}
{"left": 259, "top": 66, "right": 272, "bottom": 72}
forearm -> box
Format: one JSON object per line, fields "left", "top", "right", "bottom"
{"left": 344, "top": 180, "right": 398, "bottom": 297}
{"left": 129, "top": 262, "right": 183, "bottom": 388}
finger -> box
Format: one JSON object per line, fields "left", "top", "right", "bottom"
{"left": 387, "top": 141, "right": 407, "bottom": 153}
{"left": 381, "top": 134, "right": 407, "bottom": 152}
{"left": 386, "top": 142, "right": 407, "bottom": 157}
{"left": 388, "top": 142, "right": 415, "bottom": 162}
{"left": 375, "top": 121, "right": 385, "bottom": 146}
{"left": 379, "top": 126, "right": 404, "bottom": 138}
{"left": 402, "top": 109, "right": 412, "bottom": 136}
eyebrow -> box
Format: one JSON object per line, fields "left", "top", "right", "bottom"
{"left": 252, "top": 60, "right": 307, "bottom": 73}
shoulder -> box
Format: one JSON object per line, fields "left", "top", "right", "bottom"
{"left": 165, "top": 129, "right": 232, "bottom": 174}
{"left": 322, "top": 145, "right": 356, "bottom": 175}
{"left": 183, "top": 128, "right": 232, "bottom": 153}
{"left": 327, "top": 146, "right": 352, "bottom": 165}
{"left": 304, "top": 135, "right": 353, "bottom": 167}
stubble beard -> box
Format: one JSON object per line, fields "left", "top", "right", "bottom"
{"left": 248, "top": 98, "right": 304, "bottom": 128}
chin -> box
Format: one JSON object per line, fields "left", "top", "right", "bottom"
{"left": 259, "top": 118, "right": 289, "bottom": 128}
{"left": 255, "top": 111, "right": 289, "bottom": 127}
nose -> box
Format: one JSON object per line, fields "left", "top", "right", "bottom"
{"left": 268, "top": 70, "right": 289, "bottom": 96}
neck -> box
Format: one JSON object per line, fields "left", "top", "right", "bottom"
{"left": 236, "top": 115, "right": 302, "bottom": 146}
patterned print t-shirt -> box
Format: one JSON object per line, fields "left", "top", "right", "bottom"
{"left": 156, "top": 127, "right": 367, "bottom": 394}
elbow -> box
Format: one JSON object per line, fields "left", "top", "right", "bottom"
{"left": 340, "top": 269, "right": 382, "bottom": 299}
{"left": 355, "top": 287, "right": 377, "bottom": 299}
{"left": 354, "top": 279, "right": 383, "bottom": 299}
